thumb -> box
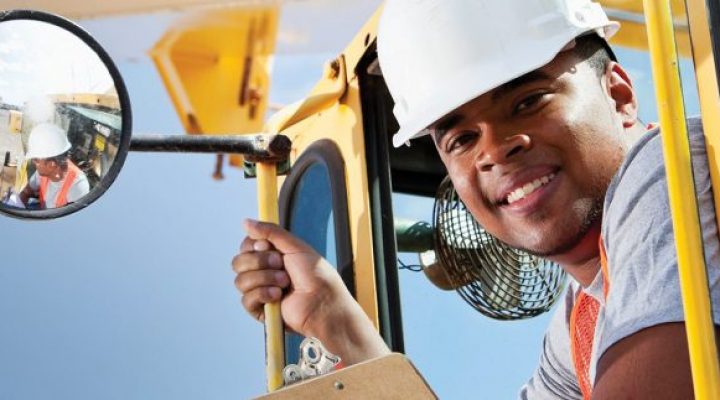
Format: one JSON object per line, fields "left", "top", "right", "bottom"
{"left": 243, "top": 219, "right": 312, "bottom": 254}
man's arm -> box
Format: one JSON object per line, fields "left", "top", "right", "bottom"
{"left": 66, "top": 173, "right": 90, "bottom": 204}
{"left": 593, "top": 323, "right": 719, "bottom": 399}
{"left": 18, "top": 184, "right": 35, "bottom": 206}
{"left": 596, "top": 119, "right": 720, "bottom": 398}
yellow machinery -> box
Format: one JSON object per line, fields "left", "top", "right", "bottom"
{"left": 644, "top": 0, "right": 720, "bottom": 396}
{"left": 50, "top": 93, "right": 120, "bottom": 110}
{"left": 8, "top": 110, "right": 22, "bottom": 134}
{"left": 0, "top": 0, "right": 716, "bottom": 396}
{"left": 246, "top": 0, "right": 720, "bottom": 397}
{"left": 150, "top": 6, "right": 278, "bottom": 171}
{"left": 110, "top": 0, "right": 720, "bottom": 396}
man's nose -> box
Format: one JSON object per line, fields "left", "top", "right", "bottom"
{"left": 475, "top": 124, "right": 532, "bottom": 172}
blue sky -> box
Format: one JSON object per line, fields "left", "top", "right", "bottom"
{"left": 0, "top": 9, "right": 703, "bottom": 400}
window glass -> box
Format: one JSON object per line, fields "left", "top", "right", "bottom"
{"left": 288, "top": 163, "right": 337, "bottom": 266}
{"left": 285, "top": 162, "right": 337, "bottom": 364}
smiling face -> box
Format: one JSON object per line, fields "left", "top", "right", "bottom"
{"left": 33, "top": 158, "right": 65, "bottom": 182}
{"left": 431, "top": 46, "right": 640, "bottom": 266}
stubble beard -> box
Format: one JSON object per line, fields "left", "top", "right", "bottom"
{"left": 516, "top": 196, "right": 604, "bottom": 258}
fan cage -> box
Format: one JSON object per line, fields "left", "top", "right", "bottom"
{"left": 432, "top": 177, "right": 566, "bottom": 320}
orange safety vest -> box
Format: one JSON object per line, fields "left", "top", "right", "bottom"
{"left": 570, "top": 238, "right": 610, "bottom": 400}
{"left": 569, "top": 123, "right": 658, "bottom": 398}
{"left": 39, "top": 160, "right": 81, "bottom": 208}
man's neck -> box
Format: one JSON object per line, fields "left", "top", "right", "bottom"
{"left": 548, "top": 222, "right": 602, "bottom": 287}
{"left": 550, "top": 123, "right": 648, "bottom": 287}
{"left": 563, "top": 257, "right": 601, "bottom": 287}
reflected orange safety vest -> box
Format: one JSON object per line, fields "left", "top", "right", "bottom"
{"left": 39, "top": 160, "right": 81, "bottom": 208}
{"left": 570, "top": 238, "right": 610, "bottom": 400}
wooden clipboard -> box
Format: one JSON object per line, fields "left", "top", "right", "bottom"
{"left": 255, "top": 353, "right": 437, "bottom": 399}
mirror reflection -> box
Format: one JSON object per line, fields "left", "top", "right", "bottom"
{"left": 0, "top": 19, "right": 122, "bottom": 210}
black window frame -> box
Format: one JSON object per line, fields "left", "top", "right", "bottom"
{"left": 278, "top": 139, "right": 355, "bottom": 364}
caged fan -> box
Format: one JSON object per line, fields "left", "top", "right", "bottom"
{"left": 398, "top": 176, "right": 567, "bottom": 321}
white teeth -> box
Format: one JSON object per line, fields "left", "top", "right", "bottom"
{"left": 506, "top": 173, "right": 556, "bottom": 205}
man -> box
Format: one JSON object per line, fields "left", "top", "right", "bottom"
{"left": 18, "top": 123, "right": 90, "bottom": 209}
{"left": 232, "top": 0, "right": 720, "bottom": 398}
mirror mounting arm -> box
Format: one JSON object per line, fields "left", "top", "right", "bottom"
{"left": 130, "top": 134, "right": 291, "bottom": 163}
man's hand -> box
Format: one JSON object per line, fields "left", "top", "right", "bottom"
{"left": 232, "top": 219, "right": 390, "bottom": 365}
{"left": 18, "top": 184, "right": 34, "bottom": 207}
{"left": 233, "top": 218, "right": 350, "bottom": 333}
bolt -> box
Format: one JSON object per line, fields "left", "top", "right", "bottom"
{"left": 334, "top": 381, "right": 345, "bottom": 390}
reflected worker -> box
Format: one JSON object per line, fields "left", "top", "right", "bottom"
{"left": 18, "top": 123, "right": 90, "bottom": 209}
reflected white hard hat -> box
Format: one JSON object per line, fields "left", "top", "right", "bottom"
{"left": 25, "top": 123, "right": 71, "bottom": 159}
{"left": 377, "top": 0, "right": 620, "bottom": 147}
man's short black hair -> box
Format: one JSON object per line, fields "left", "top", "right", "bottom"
{"left": 573, "top": 34, "right": 614, "bottom": 78}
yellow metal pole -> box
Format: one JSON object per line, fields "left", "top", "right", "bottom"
{"left": 256, "top": 161, "right": 285, "bottom": 392}
{"left": 686, "top": 0, "right": 720, "bottom": 266}
{"left": 643, "top": 0, "right": 720, "bottom": 397}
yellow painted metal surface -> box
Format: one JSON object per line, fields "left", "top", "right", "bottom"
{"left": 8, "top": 110, "right": 22, "bottom": 134}
{"left": 685, "top": 0, "right": 720, "bottom": 394}
{"left": 686, "top": 0, "right": 720, "bottom": 261}
{"left": 263, "top": 0, "right": 720, "bottom": 390}
{"left": 13, "top": 160, "right": 27, "bottom": 193}
{"left": 151, "top": 7, "right": 278, "bottom": 166}
{"left": 600, "top": 0, "right": 692, "bottom": 57}
{"left": 265, "top": 56, "right": 347, "bottom": 135}
{"left": 268, "top": 8, "right": 384, "bottom": 330}
{"left": 643, "top": 0, "right": 720, "bottom": 397}
{"left": 0, "top": 0, "right": 278, "bottom": 19}
{"left": 257, "top": 162, "right": 285, "bottom": 392}
{"left": 603, "top": 0, "right": 685, "bottom": 14}
{"left": 95, "top": 134, "right": 107, "bottom": 152}
{"left": 50, "top": 93, "right": 120, "bottom": 110}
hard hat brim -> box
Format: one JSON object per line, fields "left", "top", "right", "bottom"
{"left": 390, "top": 23, "right": 620, "bottom": 148}
{"left": 25, "top": 141, "right": 71, "bottom": 160}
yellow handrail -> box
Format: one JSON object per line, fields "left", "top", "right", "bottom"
{"left": 643, "top": 0, "right": 720, "bottom": 397}
{"left": 257, "top": 162, "right": 285, "bottom": 392}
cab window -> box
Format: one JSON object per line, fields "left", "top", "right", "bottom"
{"left": 279, "top": 139, "right": 353, "bottom": 365}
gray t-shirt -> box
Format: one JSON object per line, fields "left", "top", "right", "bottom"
{"left": 28, "top": 167, "right": 90, "bottom": 208}
{"left": 519, "top": 117, "right": 720, "bottom": 399}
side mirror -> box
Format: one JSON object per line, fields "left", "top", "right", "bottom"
{"left": 0, "top": 9, "right": 131, "bottom": 219}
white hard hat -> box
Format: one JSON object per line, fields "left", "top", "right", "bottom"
{"left": 378, "top": 0, "right": 620, "bottom": 147}
{"left": 25, "top": 123, "right": 71, "bottom": 159}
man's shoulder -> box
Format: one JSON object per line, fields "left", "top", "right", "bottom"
{"left": 596, "top": 115, "right": 720, "bottom": 364}
{"left": 626, "top": 116, "right": 703, "bottom": 167}
{"left": 603, "top": 117, "right": 705, "bottom": 213}
{"left": 72, "top": 169, "right": 90, "bottom": 184}
{"left": 28, "top": 171, "right": 39, "bottom": 189}
{"left": 69, "top": 168, "right": 90, "bottom": 194}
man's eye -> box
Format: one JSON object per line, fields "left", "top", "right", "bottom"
{"left": 445, "top": 131, "right": 478, "bottom": 153}
{"left": 513, "top": 92, "right": 548, "bottom": 115}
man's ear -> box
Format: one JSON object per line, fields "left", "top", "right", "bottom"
{"left": 605, "top": 61, "right": 639, "bottom": 128}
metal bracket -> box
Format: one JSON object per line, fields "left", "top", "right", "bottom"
{"left": 243, "top": 159, "right": 291, "bottom": 178}
{"left": 282, "top": 337, "right": 341, "bottom": 387}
